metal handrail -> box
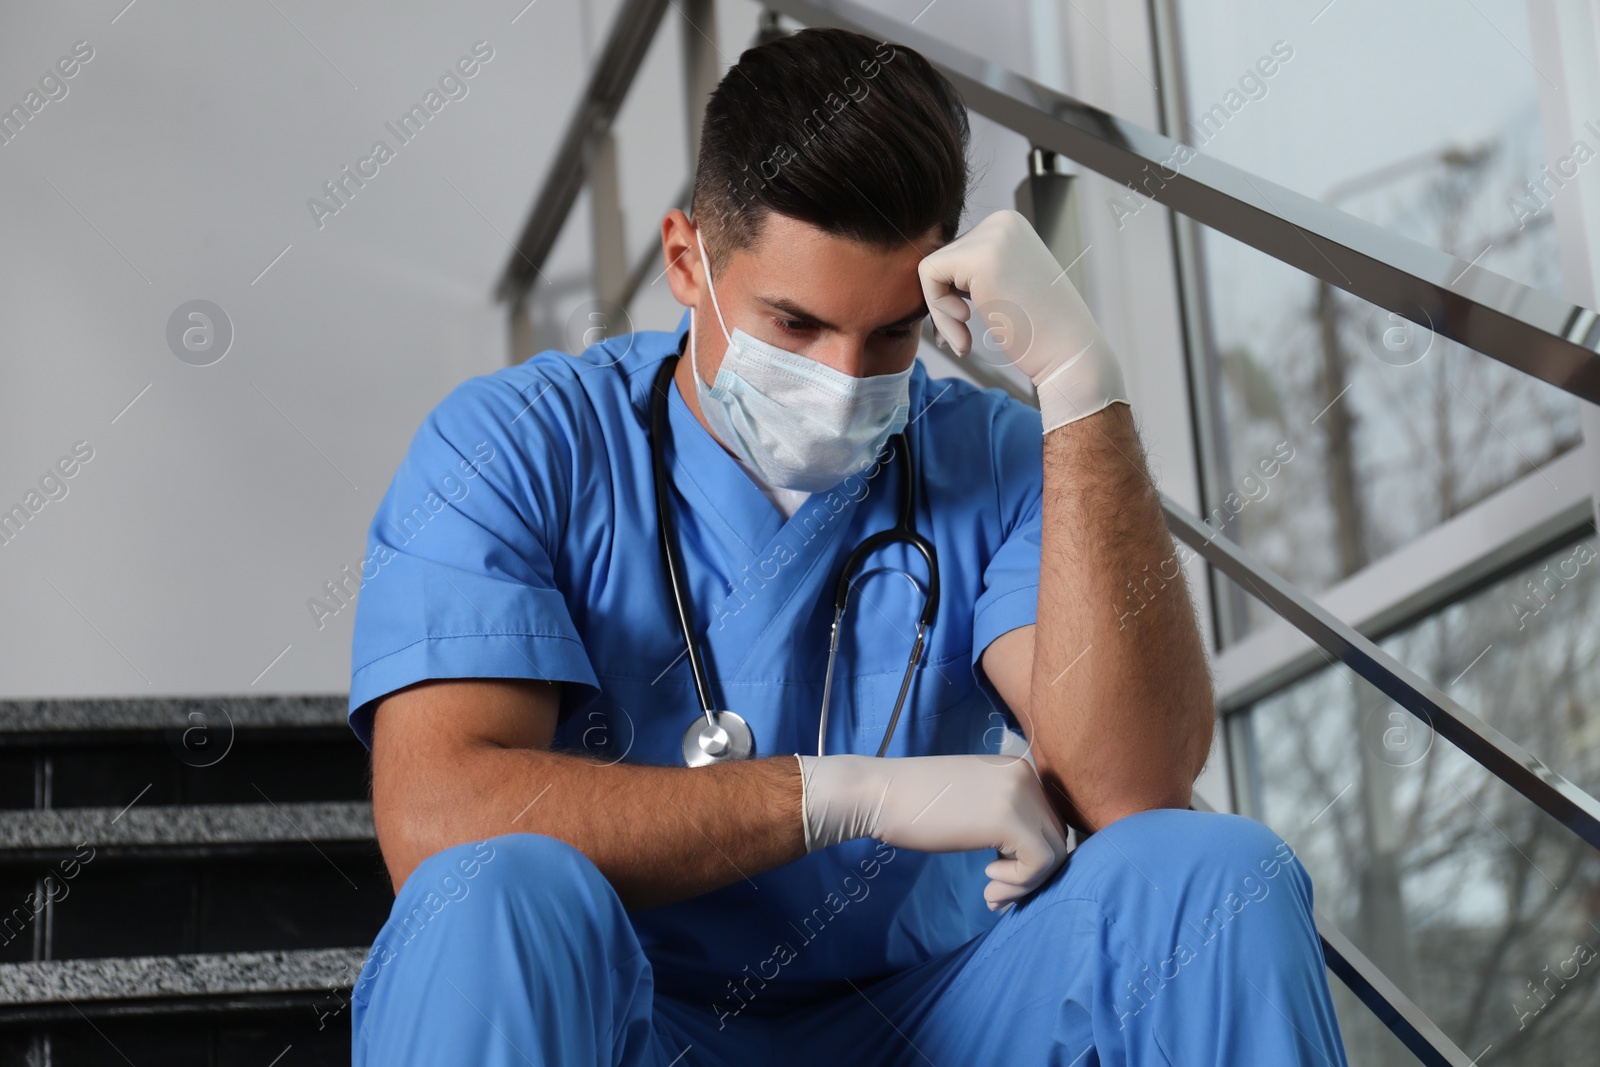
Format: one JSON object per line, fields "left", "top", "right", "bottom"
{"left": 1316, "top": 909, "right": 1473, "bottom": 1067}
{"left": 494, "top": 0, "right": 673, "bottom": 305}
{"left": 1163, "top": 462, "right": 1596, "bottom": 1066}
{"left": 1163, "top": 496, "right": 1600, "bottom": 851}
{"left": 721, "top": 0, "right": 1600, "bottom": 406}
{"left": 617, "top": 177, "right": 693, "bottom": 312}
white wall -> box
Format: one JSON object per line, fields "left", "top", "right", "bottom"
{"left": 0, "top": 1, "right": 598, "bottom": 697}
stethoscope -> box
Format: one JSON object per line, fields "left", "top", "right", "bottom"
{"left": 649, "top": 352, "right": 939, "bottom": 767}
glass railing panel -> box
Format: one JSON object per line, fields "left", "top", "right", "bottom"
{"left": 1237, "top": 540, "right": 1600, "bottom": 1063}
{"left": 1191, "top": 224, "right": 1583, "bottom": 637}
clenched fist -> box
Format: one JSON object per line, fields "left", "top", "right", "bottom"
{"left": 796, "top": 752, "right": 1070, "bottom": 910}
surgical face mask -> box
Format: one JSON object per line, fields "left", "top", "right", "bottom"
{"left": 688, "top": 226, "right": 913, "bottom": 493}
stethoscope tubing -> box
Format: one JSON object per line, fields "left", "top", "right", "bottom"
{"left": 649, "top": 350, "right": 938, "bottom": 762}
{"left": 651, "top": 356, "right": 720, "bottom": 729}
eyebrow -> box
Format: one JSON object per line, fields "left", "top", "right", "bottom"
{"left": 756, "top": 295, "right": 928, "bottom": 333}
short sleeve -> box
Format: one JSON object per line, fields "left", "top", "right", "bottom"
{"left": 969, "top": 398, "right": 1043, "bottom": 690}
{"left": 346, "top": 373, "right": 599, "bottom": 750}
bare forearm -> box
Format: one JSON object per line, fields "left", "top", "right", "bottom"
{"left": 1026, "top": 403, "right": 1214, "bottom": 830}
{"left": 378, "top": 748, "right": 806, "bottom": 911}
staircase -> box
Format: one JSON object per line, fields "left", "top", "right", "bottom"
{"left": 0, "top": 697, "right": 386, "bottom": 1065}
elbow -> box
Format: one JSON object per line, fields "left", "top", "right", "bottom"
{"left": 371, "top": 763, "right": 465, "bottom": 894}
{"left": 1187, "top": 697, "right": 1218, "bottom": 787}
{"left": 1084, "top": 734, "right": 1215, "bottom": 830}
{"left": 1087, "top": 786, "right": 1196, "bottom": 832}
{"left": 373, "top": 799, "right": 432, "bottom": 894}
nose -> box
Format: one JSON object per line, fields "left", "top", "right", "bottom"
{"left": 813, "top": 334, "right": 904, "bottom": 379}
{"left": 823, "top": 339, "right": 871, "bottom": 378}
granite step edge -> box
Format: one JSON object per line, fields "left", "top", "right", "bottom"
{"left": 0, "top": 695, "right": 349, "bottom": 735}
{"left": 0, "top": 801, "right": 375, "bottom": 850}
{"left": 0, "top": 946, "right": 368, "bottom": 1006}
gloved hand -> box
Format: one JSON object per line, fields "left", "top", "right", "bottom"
{"left": 916, "top": 209, "right": 1130, "bottom": 433}
{"left": 795, "top": 753, "right": 1070, "bottom": 911}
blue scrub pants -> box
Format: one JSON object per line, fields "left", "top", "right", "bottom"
{"left": 351, "top": 809, "right": 1349, "bottom": 1065}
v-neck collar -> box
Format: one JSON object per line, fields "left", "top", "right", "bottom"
{"left": 664, "top": 355, "right": 788, "bottom": 558}
{"left": 648, "top": 322, "right": 903, "bottom": 683}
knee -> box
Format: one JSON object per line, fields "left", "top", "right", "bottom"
{"left": 1068, "top": 809, "right": 1310, "bottom": 911}
{"left": 360, "top": 834, "right": 610, "bottom": 986}
{"left": 401, "top": 832, "right": 602, "bottom": 909}
{"left": 354, "top": 834, "right": 635, "bottom": 1027}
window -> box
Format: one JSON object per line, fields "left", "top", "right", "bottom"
{"left": 1233, "top": 535, "right": 1600, "bottom": 1061}
{"left": 1168, "top": 0, "right": 1583, "bottom": 637}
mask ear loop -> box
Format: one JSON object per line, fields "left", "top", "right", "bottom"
{"left": 693, "top": 225, "right": 734, "bottom": 345}
{"left": 689, "top": 306, "right": 702, "bottom": 386}
{"left": 687, "top": 224, "right": 731, "bottom": 441}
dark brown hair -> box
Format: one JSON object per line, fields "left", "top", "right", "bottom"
{"left": 692, "top": 27, "right": 971, "bottom": 274}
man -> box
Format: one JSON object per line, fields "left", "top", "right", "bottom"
{"left": 346, "top": 26, "right": 1349, "bottom": 1066}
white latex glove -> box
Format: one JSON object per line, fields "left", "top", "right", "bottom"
{"left": 917, "top": 209, "right": 1129, "bottom": 433}
{"left": 795, "top": 753, "right": 1070, "bottom": 911}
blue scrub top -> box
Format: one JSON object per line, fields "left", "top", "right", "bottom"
{"left": 348, "top": 309, "right": 1045, "bottom": 1010}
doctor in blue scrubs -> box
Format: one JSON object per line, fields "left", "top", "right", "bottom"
{"left": 345, "top": 26, "right": 1348, "bottom": 1067}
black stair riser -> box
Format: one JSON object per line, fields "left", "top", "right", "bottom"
{"left": 0, "top": 1009, "right": 351, "bottom": 1067}
{"left": 0, "top": 852, "right": 390, "bottom": 963}
{"left": 0, "top": 733, "right": 368, "bottom": 811}
{"left": 0, "top": 990, "right": 352, "bottom": 1027}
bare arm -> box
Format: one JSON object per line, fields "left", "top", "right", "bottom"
{"left": 370, "top": 677, "right": 806, "bottom": 910}
{"left": 983, "top": 404, "right": 1214, "bottom": 833}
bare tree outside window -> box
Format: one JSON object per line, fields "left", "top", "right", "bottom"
{"left": 1241, "top": 537, "right": 1599, "bottom": 1064}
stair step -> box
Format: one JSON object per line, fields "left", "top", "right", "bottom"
{"left": 0, "top": 697, "right": 365, "bottom": 814}
{"left": 0, "top": 946, "right": 365, "bottom": 1025}
{"left": 0, "top": 696, "right": 348, "bottom": 740}
{"left": 0, "top": 802, "right": 373, "bottom": 863}
{"left": 0, "top": 697, "right": 386, "bottom": 1048}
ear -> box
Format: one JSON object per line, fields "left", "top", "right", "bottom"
{"left": 661, "top": 209, "right": 702, "bottom": 308}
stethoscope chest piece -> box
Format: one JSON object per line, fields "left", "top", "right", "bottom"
{"left": 681, "top": 710, "right": 755, "bottom": 767}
